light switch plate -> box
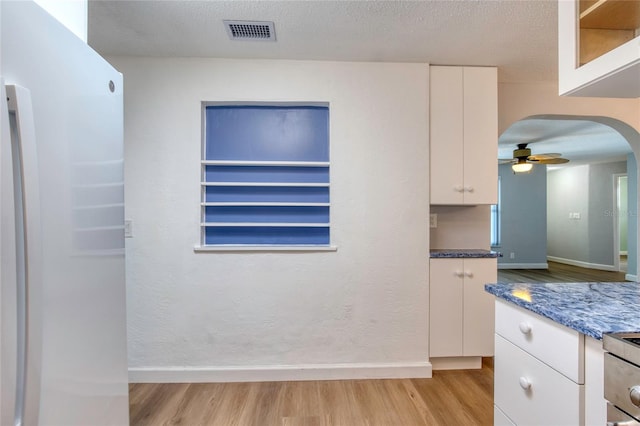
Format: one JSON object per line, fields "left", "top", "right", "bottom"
{"left": 430, "top": 214, "right": 437, "bottom": 228}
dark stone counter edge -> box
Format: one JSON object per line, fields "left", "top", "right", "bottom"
{"left": 483, "top": 283, "right": 640, "bottom": 340}
{"left": 430, "top": 250, "right": 502, "bottom": 259}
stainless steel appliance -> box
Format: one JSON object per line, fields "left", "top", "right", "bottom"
{"left": 603, "top": 333, "right": 640, "bottom": 426}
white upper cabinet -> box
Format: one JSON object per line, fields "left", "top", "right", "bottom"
{"left": 558, "top": 0, "right": 640, "bottom": 98}
{"left": 430, "top": 66, "right": 498, "bottom": 205}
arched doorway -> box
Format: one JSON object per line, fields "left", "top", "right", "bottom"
{"left": 496, "top": 114, "right": 640, "bottom": 281}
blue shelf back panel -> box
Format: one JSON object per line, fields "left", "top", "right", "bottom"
{"left": 205, "top": 186, "right": 329, "bottom": 203}
{"left": 205, "top": 226, "right": 330, "bottom": 245}
{"left": 205, "top": 106, "right": 329, "bottom": 162}
{"left": 205, "top": 206, "right": 329, "bottom": 223}
{"left": 205, "top": 166, "right": 329, "bottom": 183}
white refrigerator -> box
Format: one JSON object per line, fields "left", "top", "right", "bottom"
{"left": 1, "top": 1, "right": 129, "bottom": 425}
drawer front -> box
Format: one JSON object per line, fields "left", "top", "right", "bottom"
{"left": 495, "top": 334, "right": 584, "bottom": 426}
{"left": 495, "top": 299, "right": 584, "bottom": 383}
{"left": 607, "top": 403, "right": 640, "bottom": 426}
{"left": 494, "top": 405, "right": 515, "bottom": 426}
{"left": 604, "top": 353, "right": 640, "bottom": 420}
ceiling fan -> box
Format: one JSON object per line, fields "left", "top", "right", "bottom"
{"left": 499, "top": 143, "right": 569, "bottom": 173}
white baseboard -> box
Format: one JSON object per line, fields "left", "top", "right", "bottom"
{"left": 498, "top": 263, "right": 548, "bottom": 270}
{"left": 625, "top": 273, "right": 638, "bottom": 282}
{"left": 430, "top": 357, "right": 482, "bottom": 370}
{"left": 128, "top": 361, "right": 433, "bottom": 383}
{"left": 547, "top": 256, "right": 617, "bottom": 272}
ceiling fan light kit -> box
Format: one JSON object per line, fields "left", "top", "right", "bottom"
{"left": 512, "top": 162, "right": 533, "bottom": 173}
{"left": 500, "top": 143, "right": 570, "bottom": 174}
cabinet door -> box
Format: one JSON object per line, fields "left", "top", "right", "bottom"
{"left": 430, "top": 66, "right": 464, "bottom": 205}
{"left": 429, "top": 259, "right": 463, "bottom": 357}
{"left": 463, "top": 67, "right": 498, "bottom": 205}
{"left": 463, "top": 258, "right": 497, "bottom": 356}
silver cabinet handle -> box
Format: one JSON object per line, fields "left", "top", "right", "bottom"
{"left": 454, "top": 185, "right": 464, "bottom": 193}
{"left": 630, "top": 385, "right": 640, "bottom": 407}
{"left": 464, "top": 186, "right": 474, "bottom": 193}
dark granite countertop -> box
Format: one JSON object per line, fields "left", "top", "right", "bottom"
{"left": 430, "top": 249, "right": 502, "bottom": 259}
{"left": 485, "top": 282, "right": 640, "bottom": 340}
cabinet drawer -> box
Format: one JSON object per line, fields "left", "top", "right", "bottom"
{"left": 494, "top": 334, "right": 584, "bottom": 426}
{"left": 494, "top": 405, "right": 515, "bottom": 426}
{"left": 495, "top": 299, "right": 584, "bottom": 383}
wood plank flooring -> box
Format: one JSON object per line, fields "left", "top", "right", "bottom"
{"left": 129, "top": 359, "right": 493, "bottom": 426}
{"left": 497, "top": 260, "right": 628, "bottom": 283}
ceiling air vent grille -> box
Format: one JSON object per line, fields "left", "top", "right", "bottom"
{"left": 224, "top": 20, "right": 276, "bottom": 41}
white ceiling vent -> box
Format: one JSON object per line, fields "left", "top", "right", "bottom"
{"left": 224, "top": 20, "right": 276, "bottom": 42}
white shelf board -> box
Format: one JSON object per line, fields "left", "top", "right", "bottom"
{"left": 194, "top": 244, "right": 338, "bottom": 252}
{"left": 201, "top": 182, "right": 330, "bottom": 187}
{"left": 201, "top": 202, "right": 330, "bottom": 207}
{"left": 201, "top": 222, "right": 330, "bottom": 227}
{"left": 202, "top": 160, "right": 329, "bottom": 167}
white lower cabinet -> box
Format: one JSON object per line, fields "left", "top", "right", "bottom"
{"left": 493, "top": 299, "right": 606, "bottom": 426}
{"left": 429, "top": 258, "right": 496, "bottom": 364}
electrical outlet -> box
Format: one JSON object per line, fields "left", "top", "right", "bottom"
{"left": 430, "top": 214, "right": 437, "bottom": 228}
{"left": 510, "top": 252, "right": 515, "bottom": 259}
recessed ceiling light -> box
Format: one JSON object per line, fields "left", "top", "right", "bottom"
{"left": 223, "top": 20, "right": 276, "bottom": 42}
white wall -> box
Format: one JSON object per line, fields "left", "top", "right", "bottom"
{"left": 499, "top": 81, "right": 640, "bottom": 136}
{"left": 109, "top": 57, "right": 431, "bottom": 382}
{"left": 547, "top": 161, "right": 627, "bottom": 270}
{"left": 547, "top": 165, "right": 590, "bottom": 264}
{"left": 430, "top": 206, "right": 490, "bottom": 249}
{"left": 34, "top": 0, "right": 87, "bottom": 42}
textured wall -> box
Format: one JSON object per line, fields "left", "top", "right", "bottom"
{"left": 109, "top": 57, "right": 430, "bottom": 379}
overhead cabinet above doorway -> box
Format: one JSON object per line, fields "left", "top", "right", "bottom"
{"left": 430, "top": 66, "right": 498, "bottom": 205}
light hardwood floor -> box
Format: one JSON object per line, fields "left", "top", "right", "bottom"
{"left": 497, "top": 260, "right": 627, "bottom": 283}
{"left": 129, "top": 359, "right": 493, "bottom": 426}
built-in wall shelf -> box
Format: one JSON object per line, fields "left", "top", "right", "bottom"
{"left": 201, "top": 222, "right": 330, "bottom": 228}
{"left": 201, "top": 159, "right": 330, "bottom": 245}
{"left": 580, "top": 0, "right": 640, "bottom": 30}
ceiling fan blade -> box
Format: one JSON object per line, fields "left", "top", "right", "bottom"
{"left": 498, "top": 158, "right": 516, "bottom": 164}
{"left": 529, "top": 153, "right": 562, "bottom": 160}
{"left": 537, "top": 157, "right": 570, "bottom": 164}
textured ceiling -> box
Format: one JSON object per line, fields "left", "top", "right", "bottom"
{"left": 88, "top": 0, "right": 558, "bottom": 83}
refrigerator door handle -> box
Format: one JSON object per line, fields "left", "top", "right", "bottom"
{"left": 0, "top": 77, "right": 19, "bottom": 426}
{"left": 5, "top": 84, "right": 43, "bottom": 426}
